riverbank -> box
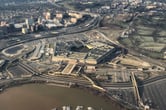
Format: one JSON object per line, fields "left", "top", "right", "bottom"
{"left": 0, "top": 84, "right": 121, "bottom": 110}
{"left": 0, "top": 77, "right": 134, "bottom": 110}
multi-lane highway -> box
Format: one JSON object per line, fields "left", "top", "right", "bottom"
{"left": 102, "top": 82, "right": 133, "bottom": 89}
{"left": 0, "top": 6, "right": 166, "bottom": 110}
{"left": 0, "top": 15, "right": 101, "bottom": 52}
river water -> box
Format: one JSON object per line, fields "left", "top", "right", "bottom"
{"left": 0, "top": 84, "right": 122, "bottom": 110}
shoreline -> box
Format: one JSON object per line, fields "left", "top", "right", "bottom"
{"left": 0, "top": 77, "right": 137, "bottom": 110}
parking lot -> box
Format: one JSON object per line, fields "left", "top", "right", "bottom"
{"left": 107, "top": 88, "right": 137, "bottom": 106}
{"left": 139, "top": 79, "right": 166, "bottom": 110}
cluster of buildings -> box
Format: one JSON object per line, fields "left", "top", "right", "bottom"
{"left": 78, "top": 0, "right": 166, "bottom": 15}
{"left": 0, "top": 0, "right": 88, "bottom": 36}
{"left": 43, "top": 11, "right": 84, "bottom": 28}
{"left": 0, "top": 10, "right": 85, "bottom": 35}
{"left": 21, "top": 18, "right": 37, "bottom": 34}
{"left": 128, "top": 0, "right": 143, "bottom": 5}
{"left": 21, "top": 11, "right": 84, "bottom": 34}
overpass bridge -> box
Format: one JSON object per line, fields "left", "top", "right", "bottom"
{"left": 131, "top": 72, "right": 145, "bottom": 109}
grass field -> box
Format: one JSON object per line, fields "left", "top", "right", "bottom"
{"left": 136, "top": 25, "right": 155, "bottom": 32}
{"left": 156, "top": 37, "right": 166, "bottom": 43}
{"left": 158, "top": 31, "right": 166, "bottom": 37}
{"left": 118, "top": 12, "right": 166, "bottom": 59}
{"left": 119, "top": 55, "right": 151, "bottom": 67}
{"left": 139, "top": 42, "right": 165, "bottom": 52}
{"left": 141, "top": 36, "right": 154, "bottom": 42}
{"left": 137, "top": 29, "right": 154, "bottom": 35}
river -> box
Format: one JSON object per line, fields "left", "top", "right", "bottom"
{"left": 0, "top": 84, "right": 123, "bottom": 110}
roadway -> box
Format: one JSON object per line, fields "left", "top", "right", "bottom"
{"left": 103, "top": 74, "right": 166, "bottom": 110}
{"left": 6, "top": 60, "right": 92, "bottom": 87}
{"left": 102, "top": 82, "right": 133, "bottom": 89}
{"left": 1, "top": 60, "right": 166, "bottom": 110}
{"left": 0, "top": 16, "right": 101, "bottom": 52}
{"left": 38, "top": 74, "right": 92, "bottom": 86}
{"left": 101, "top": 74, "right": 166, "bottom": 89}
{"left": 0, "top": 6, "right": 165, "bottom": 109}
{"left": 5, "top": 54, "right": 166, "bottom": 93}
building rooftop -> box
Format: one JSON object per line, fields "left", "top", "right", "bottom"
{"left": 53, "top": 41, "right": 115, "bottom": 64}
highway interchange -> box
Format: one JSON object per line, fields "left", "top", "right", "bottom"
{"left": 0, "top": 1, "right": 166, "bottom": 110}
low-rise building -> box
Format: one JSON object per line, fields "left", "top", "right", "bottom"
{"left": 52, "top": 41, "right": 116, "bottom": 65}
{"left": 70, "top": 17, "right": 77, "bottom": 23}
{"left": 68, "top": 12, "right": 83, "bottom": 19}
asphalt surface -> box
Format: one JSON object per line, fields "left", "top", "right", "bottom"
{"left": 139, "top": 79, "right": 166, "bottom": 110}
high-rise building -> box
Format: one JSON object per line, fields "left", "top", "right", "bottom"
{"left": 37, "top": 17, "right": 42, "bottom": 24}
{"left": 25, "top": 18, "right": 34, "bottom": 29}
{"left": 44, "top": 12, "right": 51, "bottom": 20}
